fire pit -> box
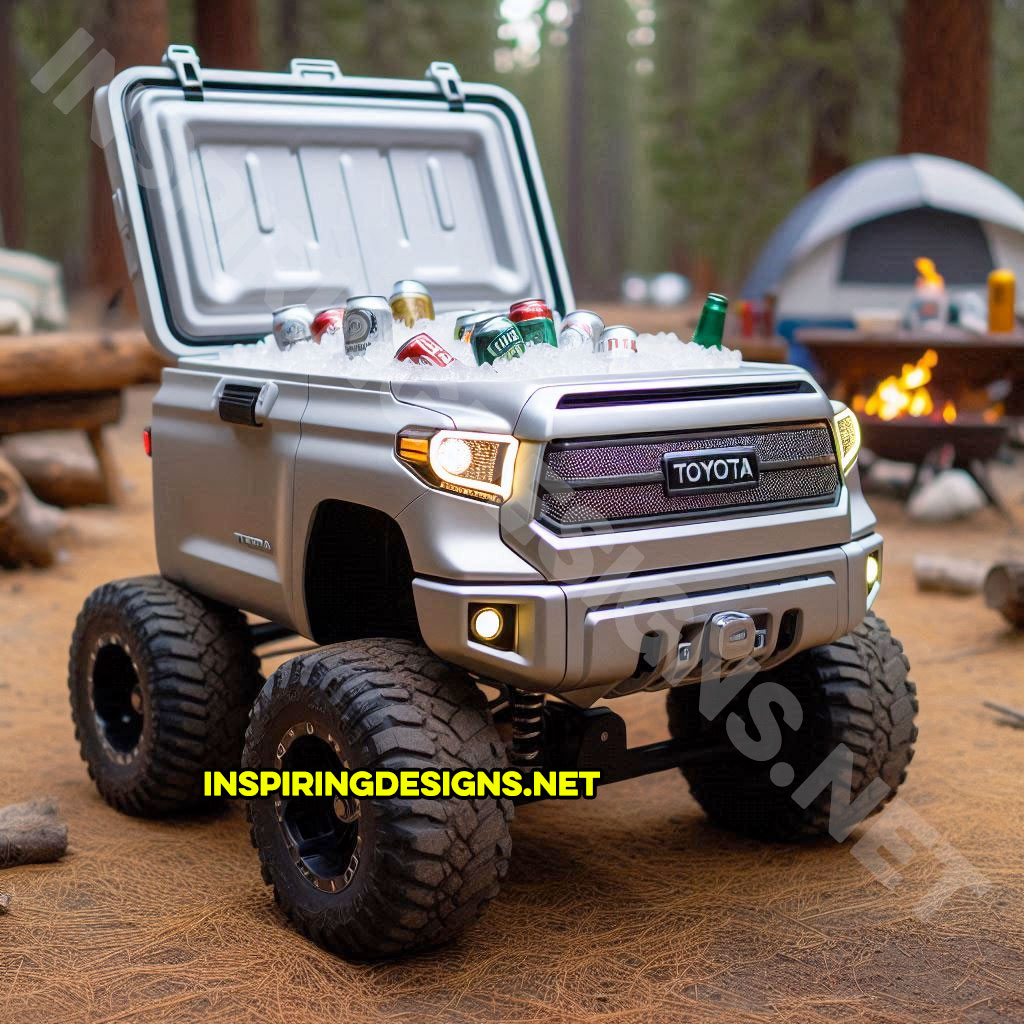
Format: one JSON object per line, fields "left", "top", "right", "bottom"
{"left": 859, "top": 417, "right": 1007, "bottom": 465}
{"left": 795, "top": 334, "right": 1014, "bottom": 517}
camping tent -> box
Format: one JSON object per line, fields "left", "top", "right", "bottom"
{"left": 741, "top": 154, "right": 1024, "bottom": 363}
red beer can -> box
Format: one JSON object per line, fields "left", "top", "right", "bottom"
{"left": 395, "top": 332, "right": 455, "bottom": 367}
{"left": 509, "top": 297, "right": 553, "bottom": 323}
{"left": 311, "top": 306, "right": 346, "bottom": 343}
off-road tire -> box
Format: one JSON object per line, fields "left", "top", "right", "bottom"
{"left": 68, "top": 576, "right": 262, "bottom": 816}
{"left": 243, "top": 638, "right": 513, "bottom": 959}
{"left": 667, "top": 612, "right": 918, "bottom": 841}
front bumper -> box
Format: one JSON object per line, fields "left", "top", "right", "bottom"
{"left": 413, "top": 534, "right": 883, "bottom": 705}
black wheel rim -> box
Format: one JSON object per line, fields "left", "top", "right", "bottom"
{"left": 89, "top": 634, "right": 144, "bottom": 761}
{"left": 275, "top": 721, "right": 361, "bottom": 894}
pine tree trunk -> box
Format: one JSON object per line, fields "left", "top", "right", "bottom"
{"left": 195, "top": 0, "right": 262, "bottom": 70}
{"left": 899, "top": 0, "right": 991, "bottom": 168}
{"left": 86, "top": 0, "right": 169, "bottom": 295}
{"left": 0, "top": 0, "right": 23, "bottom": 250}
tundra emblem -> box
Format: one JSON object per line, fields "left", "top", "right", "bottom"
{"left": 662, "top": 447, "right": 760, "bottom": 496}
{"left": 234, "top": 531, "right": 272, "bottom": 551}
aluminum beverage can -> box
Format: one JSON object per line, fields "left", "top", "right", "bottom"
{"left": 395, "top": 332, "right": 456, "bottom": 367}
{"left": 559, "top": 309, "right": 604, "bottom": 349}
{"left": 988, "top": 268, "right": 1016, "bottom": 332}
{"left": 454, "top": 309, "right": 498, "bottom": 345}
{"left": 271, "top": 304, "right": 314, "bottom": 350}
{"left": 509, "top": 297, "right": 557, "bottom": 349}
{"left": 311, "top": 306, "right": 346, "bottom": 344}
{"left": 596, "top": 324, "right": 638, "bottom": 357}
{"left": 389, "top": 279, "right": 435, "bottom": 327}
{"left": 471, "top": 315, "right": 527, "bottom": 365}
{"left": 343, "top": 296, "right": 393, "bottom": 357}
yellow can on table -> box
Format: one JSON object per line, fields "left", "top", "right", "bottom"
{"left": 390, "top": 279, "right": 435, "bottom": 327}
{"left": 988, "top": 268, "right": 1016, "bottom": 333}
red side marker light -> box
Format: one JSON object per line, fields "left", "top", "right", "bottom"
{"left": 143, "top": 427, "right": 152, "bottom": 457}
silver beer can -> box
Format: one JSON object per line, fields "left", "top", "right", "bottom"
{"left": 596, "top": 324, "right": 638, "bottom": 357}
{"left": 271, "top": 303, "right": 314, "bottom": 350}
{"left": 343, "top": 295, "right": 393, "bottom": 357}
{"left": 559, "top": 309, "right": 604, "bottom": 350}
{"left": 454, "top": 309, "right": 501, "bottom": 345}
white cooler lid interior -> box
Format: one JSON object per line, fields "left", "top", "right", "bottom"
{"left": 102, "top": 55, "right": 571, "bottom": 358}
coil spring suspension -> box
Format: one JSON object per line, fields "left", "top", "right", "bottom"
{"left": 509, "top": 690, "right": 545, "bottom": 766}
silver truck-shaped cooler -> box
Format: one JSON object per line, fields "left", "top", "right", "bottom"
{"left": 68, "top": 47, "right": 918, "bottom": 958}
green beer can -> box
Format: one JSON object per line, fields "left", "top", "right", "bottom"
{"left": 509, "top": 298, "right": 558, "bottom": 350}
{"left": 471, "top": 315, "right": 527, "bottom": 365}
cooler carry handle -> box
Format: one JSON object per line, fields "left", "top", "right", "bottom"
{"left": 216, "top": 380, "right": 279, "bottom": 427}
{"left": 290, "top": 58, "right": 344, "bottom": 83}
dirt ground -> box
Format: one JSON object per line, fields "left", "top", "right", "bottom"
{"left": 1, "top": 386, "right": 1023, "bottom": 1024}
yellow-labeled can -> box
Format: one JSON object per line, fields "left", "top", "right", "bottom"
{"left": 988, "top": 268, "right": 1016, "bottom": 333}
{"left": 389, "top": 279, "right": 435, "bottom": 327}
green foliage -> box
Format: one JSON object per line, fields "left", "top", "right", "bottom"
{"left": 260, "top": 0, "right": 497, "bottom": 81}
{"left": 650, "top": 0, "right": 901, "bottom": 289}
{"left": 12, "top": 0, "right": 94, "bottom": 272}
{"left": 7, "top": 0, "right": 1021, "bottom": 301}
{"left": 991, "top": 0, "right": 1024, "bottom": 199}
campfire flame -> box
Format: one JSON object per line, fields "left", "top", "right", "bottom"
{"left": 852, "top": 349, "right": 1005, "bottom": 425}
{"left": 852, "top": 349, "right": 945, "bottom": 422}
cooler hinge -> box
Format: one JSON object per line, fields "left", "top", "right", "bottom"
{"left": 426, "top": 61, "right": 465, "bottom": 110}
{"left": 163, "top": 44, "right": 203, "bottom": 100}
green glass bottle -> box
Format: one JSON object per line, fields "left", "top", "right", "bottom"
{"left": 692, "top": 293, "right": 728, "bottom": 349}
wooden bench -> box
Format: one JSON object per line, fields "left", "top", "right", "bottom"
{"left": 0, "top": 330, "right": 165, "bottom": 566}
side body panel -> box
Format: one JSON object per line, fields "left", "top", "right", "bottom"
{"left": 152, "top": 366, "right": 307, "bottom": 627}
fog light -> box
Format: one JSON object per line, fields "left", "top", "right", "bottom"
{"left": 468, "top": 603, "right": 517, "bottom": 651}
{"left": 471, "top": 607, "right": 503, "bottom": 642}
{"left": 866, "top": 553, "right": 881, "bottom": 590}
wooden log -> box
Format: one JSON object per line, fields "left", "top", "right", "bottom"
{"left": 913, "top": 555, "right": 989, "bottom": 595}
{"left": 984, "top": 563, "right": 1024, "bottom": 630}
{"left": 2, "top": 444, "right": 109, "bottom": 507}
{"left": 0, "top": 454, "right": 67, "bottom": 568}
{"left": 0, "top": 329, "right": 166, "bottom": 398}
{"left": 0, "top": 391, "right": 122, "bottom": 437}
{"left": 0, "top": 799, "right": 68, "bottom": 868}
{"left": 86, "top": 427, "right": 121, "bottom": 505}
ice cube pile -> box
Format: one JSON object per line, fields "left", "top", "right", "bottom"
{"left": 227, "top": 308, "right": 742, "bottom": 382}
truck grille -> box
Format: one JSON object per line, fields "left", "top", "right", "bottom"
{"left": 537, "top": 422, "right": 840, "bottom": 532}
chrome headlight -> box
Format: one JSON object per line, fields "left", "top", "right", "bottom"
{"left": 831, "top": 402, "right": 861, "bottom": 474}
{"left": 397, "top": 429, "right": 519, "bottom": 503}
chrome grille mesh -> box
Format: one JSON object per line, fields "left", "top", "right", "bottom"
{"left": 538, "top": 423, "right": 840, "bottom": 531}
{"left": 544, "top": 426, "right": 834, "bottom": 480}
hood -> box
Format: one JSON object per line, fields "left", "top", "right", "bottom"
{"left": 390, "top": 362, "right": 824, "bottom": 437}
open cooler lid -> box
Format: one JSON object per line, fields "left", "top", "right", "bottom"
{"left": 97, "top": 45, "right": 574, "bottom": 361}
